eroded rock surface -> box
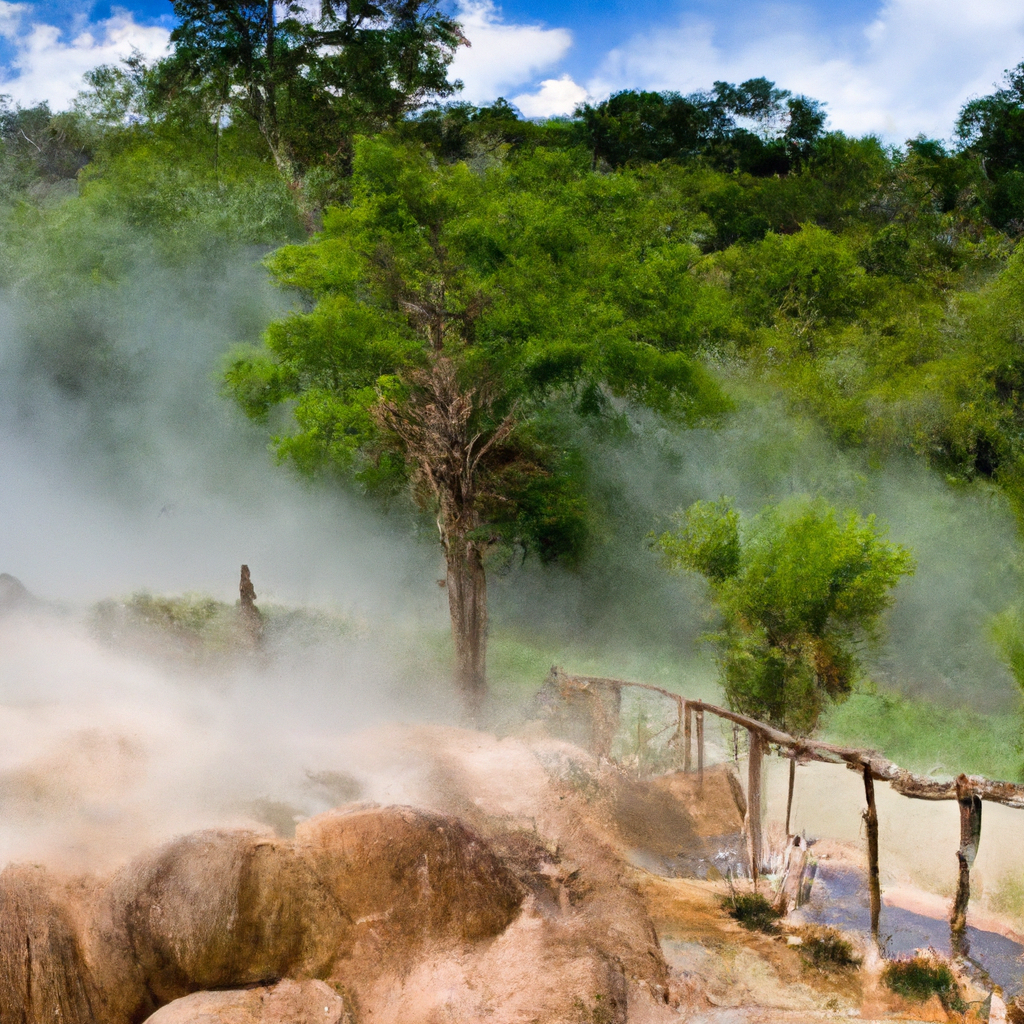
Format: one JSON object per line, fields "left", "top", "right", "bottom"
{"left": 143, "top": 979, "right": 348, "bottom": 1024}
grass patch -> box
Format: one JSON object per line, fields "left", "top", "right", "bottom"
{"left": 486, "top": 628, "right": 720, "bottom": 704}
{"left": 92, "top": 591, "right": 356, "bottom": 659}
{"left": 720, "top": 890, "right": 782, "bottom": 933}
{"left": 796, "top": 925, "right": 861, "bottom": 971}
{"left": 882, "top": 957, "right": 964, "bottom": 1012}
{"left": 990, "top": 873, "right": 1024, "bottom": 920}
{"left": 821, "top": 691, "right": 1021, "bottom": 782}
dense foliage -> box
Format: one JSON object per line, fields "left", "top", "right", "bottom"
{"left": 10, "top": 32, "right": 1024, "bottom": 720}
{"left": 655, "top": 498, "right": 914, "bottom": 734}
{"left": 224, "top": 137, "right": 727, "bottom": 703}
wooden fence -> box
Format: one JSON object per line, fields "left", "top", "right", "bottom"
{"left": 543, "top": 667, "right": 1014, "bottom": 950}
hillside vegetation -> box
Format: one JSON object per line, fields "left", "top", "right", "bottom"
{"left": 8, "top": 7, "right": 1024, "bottom": 772}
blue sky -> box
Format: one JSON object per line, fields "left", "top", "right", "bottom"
{"left": 4, "top": 0, "right": 1024, "bottom": 142}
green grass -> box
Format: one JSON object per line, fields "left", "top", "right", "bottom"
{"left": 485, "top": 630, "right": 1023, "bottom": 782}
{"left": 486, "top": 628, "right": 721, "bottom": 705}
{"left": 882, "top": 957, "right": 964, "bottom": 1011}
{"left": 797, "top": 925, "right": 862, "bottom": 971}
{"left": 720, "top": 891, "right": 783, "bottom": 933}
{"left": 821, "top": 690, "right": 1021, "bottom": 782}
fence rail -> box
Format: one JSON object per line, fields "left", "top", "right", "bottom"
{"left": 542, "top": 667, "right": 1005, "bottom": 952}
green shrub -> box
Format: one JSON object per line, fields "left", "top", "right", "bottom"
{"left": 797, "top": 925, "right": 861, "bottom": 970}
{"left": 720, "top": 891, "right": 782, "bottom": 933}
{"left": 882, "top": 957, "right": 964, "bottom": 1011}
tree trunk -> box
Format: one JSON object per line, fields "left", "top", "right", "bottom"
{"left": 445, "top": 530, "right": 487, "bottom": 720}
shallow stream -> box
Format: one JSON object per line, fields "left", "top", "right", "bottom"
{"left": 797, "top": 865, "right": 1024, "bottom": 996}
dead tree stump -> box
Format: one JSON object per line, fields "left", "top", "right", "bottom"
{"left": 951, "top": 773, "right": 982, "bottom": 956}
{"left": 532, "top": 668, "right": 622, "bottom": 759}
{"left": 776, "top": 835, "right": 810, "bottom": 914}
{"left": 239, "top": 565, "right": 263, "bottom": 647}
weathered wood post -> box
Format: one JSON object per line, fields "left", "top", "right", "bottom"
{"left": 746, "top": 729, "right": 763, "bottom": 882}
{"left": 862, "top": 764, "right": 881, "bottom": 941}
{"left": 683, "top": 701, "right": 692, "bottom": 772}
{"left": 696, "top": 703, "right": 705, "bottom": 796}
{"left": 951, "top": 773, "right": 982, "bottom": 956}
{"left": 785, "top": 756, "right": 796, "bottom": 837}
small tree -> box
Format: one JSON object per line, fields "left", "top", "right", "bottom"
{"left": 655, "top": 497, "right": 914, "bottom": 735}
{"left": 225, "top": 139, "right": 727, "bottom": 715}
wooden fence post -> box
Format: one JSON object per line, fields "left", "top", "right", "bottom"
{"left": 785, "top": 756, "right": 796, "bottom": 837}
{"left": 683, "top": 702, "right": 692, "bottom": 772}
{"left": 951, "top": 773, "right": 982, "bottom": 955}
{"left": 746, "top": 729, "right": 763, "bottom": 882}
{"left": 696, "top": 703, "right": 705, "bottom": 796}
{"left": 862, "top": 765, "right": 881, "bottom": 941}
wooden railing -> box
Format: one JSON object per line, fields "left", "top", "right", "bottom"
{"left": 542, "top": 667, "right": 1008, "bottom": 950}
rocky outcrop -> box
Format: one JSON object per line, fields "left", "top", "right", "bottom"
{"left": 0, "top": 726, "right": 694, "bottom": 1024}
{"left": 0, "top": 805, "right": 526, "bottom": 1024}
{"left": 143, "top": 980, "right": 348, "bottom": 1024}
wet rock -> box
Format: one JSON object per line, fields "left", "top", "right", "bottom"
{"left": 89, "top": 829, "right": 351, "bottom": 1021}
{"left": 297, "top": 804, "right": 524, "bottom": 950}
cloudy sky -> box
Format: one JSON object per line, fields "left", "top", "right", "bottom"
{"left": 4, "top": 0, "right": 1024, "bottom": 142}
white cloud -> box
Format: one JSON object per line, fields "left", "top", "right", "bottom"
{"left": 0, "top": 6, "right": 169, "bottom": 110}
{"left": 511, "top": 74, "right": 589, "bottom": 118}
{"left": 586, "top": 0, "right": 1024, "bottom": 142}
{"left": 449, "top": 1, "right": 573, "bottom": 104}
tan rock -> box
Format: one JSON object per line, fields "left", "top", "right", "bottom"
{"left": 143, "top": 980, "right": 347, "bottom": 1024}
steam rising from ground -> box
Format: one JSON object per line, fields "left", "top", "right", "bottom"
{"left": 0, "top": 235, "right": 1021, "bottom": 882}
{"left": 0, "top": 248, "right": 441, "bottom": 611}
{"left": 495, "top": 401, "right": 1022, "bottom": 711}
{"left": 0, "top": 604, "right": 460, "bottom": 872}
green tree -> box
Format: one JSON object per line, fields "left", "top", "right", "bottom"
{"left": 156, "top": 0, "right": 464, "bottom": 181}
{"left": 575, "top": 79, "right": 827, "bottom": 175}
{"left": 225, "top": 139, "right": 728, "bottom": 713}
{"left": 655, "top": 497, "right": 914, "bottom": 734}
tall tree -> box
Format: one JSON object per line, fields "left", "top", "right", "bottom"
{"left": 655, "top": 497, "right": 914, "bottom": 735}
{"left": 225, "top": 140, "right": 728, "bottom": 714}
{"left": 574, "top": 79, "right": 827, "bottom": 174}
{"left": 157, "top": 0, "right": 464, "bottom": 179}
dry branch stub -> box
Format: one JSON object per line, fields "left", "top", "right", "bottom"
{"left": 239, "top": 564, "right": 262, "bottom": 646}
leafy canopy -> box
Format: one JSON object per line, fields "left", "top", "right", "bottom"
{"left": 656, "top": 497, "right": 914, "bottom": 734}
{"left": 157, "top": 0, "right": 463, "bottom": 173}
{"left": 225, "top": 137, "right": 729, "bottom": 561}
